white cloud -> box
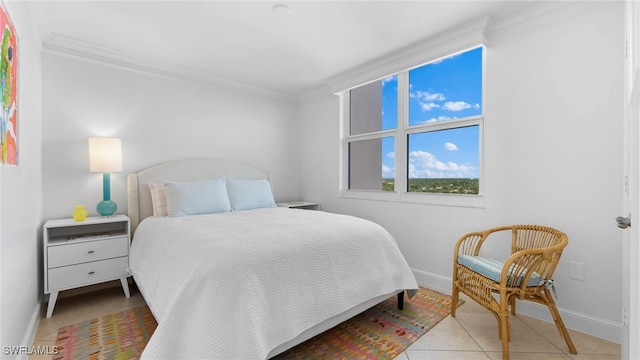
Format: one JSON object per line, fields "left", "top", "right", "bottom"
{"left": 414, "top": 116, "right": 457, "bottom": 125}
{"left": 383, "top": 152, "right": 395, "bottom": 177}
{"left": 410, "top": 90, "right": 446, "bottom": 112}
{"left": 421, "top": 102, "right": 440, "bottom": 111}
{"left": 430, "top": 52, "right": 460, "bottom": 65}
{"left": 442, "top": 101, "right": 471, "bottom": 111}
{"left": 382, "top": 75, "right": 397, "bottom": 84}
{"left": 431, "top": 116, "right": 452, "bottom": 122}
{"left": 382, "top": 165, "right": 394, "bottom": 177}
{"left": 444, "top": 142, "right": 458, "bottom": 151}
{"left": 411, "top": 90, "right": 445, "bottom": 102}
{"left": 408, "top": 150, "right": 476, "bottom": 178}
{"left": 413, "top": 116, "right": 452, "bottom": 124}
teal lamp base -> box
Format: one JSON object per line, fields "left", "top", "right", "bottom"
{"left": 97, "top": 173, "right": 117, "bottom": 216}
{"left": 97, "top": 200, "right": 117, "bottom": 217}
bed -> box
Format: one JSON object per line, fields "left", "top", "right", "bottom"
{"left": 127, "top": 159, "right": 419, "bottom": 359}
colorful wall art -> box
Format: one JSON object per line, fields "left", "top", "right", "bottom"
{"left": 0, "top": 4, "right": 17, "bottom": 166}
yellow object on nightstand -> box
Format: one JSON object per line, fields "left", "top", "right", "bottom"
{"left": 72, "top": 205, "right": 88, "bottom": 222}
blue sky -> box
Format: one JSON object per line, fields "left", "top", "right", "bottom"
{"left": 380, "top": 47, "right": 482, "bottom": 179}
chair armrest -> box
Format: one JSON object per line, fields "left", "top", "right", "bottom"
{"left": 500, "top": 248, "right": 547, "bottom": 290}
{"left": 454, "top": 231, "right": 486, "bottom": 257}
{"left": 453, "top": 226, "right": 514, "bottom": 257}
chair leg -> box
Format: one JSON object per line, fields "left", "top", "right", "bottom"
{"left": 498, "top": 290, "right": 512, "bottom": 359}
{"left": 451, "top": 283, "right": 459, "bottom": 317}
{"left": 451, "top": 266, "right": 461, "bottom": 317}
{"left": 489, "top": 310, "right": 502, "bottom": 340}
{"left": 542, "top": 289, "right": 577, "bottom": 354}
{"left": 510, "top": 296, "right": 517, "bottom": 315}
{"left": 499, "top": 311, "right": 510, "bottom": 360}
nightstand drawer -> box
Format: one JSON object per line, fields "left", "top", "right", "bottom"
{"left": 47, "top": 236, "right": 128, "bottom": 268}
{"left": 43, "top": 215, "right": 131, "bottom": 317}
{"left": 48, "top": 257, "right": 129, "bottom": 291}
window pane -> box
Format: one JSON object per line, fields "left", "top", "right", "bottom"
{"left": 409, "top": 47, "right": 482, "bottom": 126}
{"left": 350, "top": 76, "right": 397, "bottom": 135}
{"left": 349, "top": 137, "right": 394, "bottom": 191}
{"left": 407, "top": 126, "right": 479, "bottom": 194}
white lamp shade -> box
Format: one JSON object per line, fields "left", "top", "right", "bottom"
{"left": 89, "top": 137, "right": 122, "bottom": 172}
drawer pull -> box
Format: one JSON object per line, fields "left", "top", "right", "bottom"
{"left": 88, "top": 271, "right": 95, "bottom": 275}
{"left": 88, "top": 250, "right": 95, "bottom": 254}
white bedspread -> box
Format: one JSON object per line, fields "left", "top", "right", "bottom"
{"left": 129, "top": 207, "right": 418, "bottom": 360}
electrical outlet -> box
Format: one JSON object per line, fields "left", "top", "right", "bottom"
{"left": 569, "top": 261, "right": 584, "bottom": 281}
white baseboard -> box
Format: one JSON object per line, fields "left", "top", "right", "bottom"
{"left": 411, "top": 267, "right": 622, "bottom": 344}
{"left": 513, "top": 300, "right": 621, "bottom": 344}
{"left": 13, "top": 302, "right": 42, "bottom": 360}
{"left": 412, "top": 267, "right": 454, "bottom": 295}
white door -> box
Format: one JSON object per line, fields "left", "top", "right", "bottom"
{"left": 622, "top": 1, "right": 640, "bottom": 358}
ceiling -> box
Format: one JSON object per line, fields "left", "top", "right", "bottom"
{"left": 30, "top": 1, "right": 540, "bottom": 98}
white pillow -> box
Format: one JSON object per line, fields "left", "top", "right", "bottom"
{"left": 147, "top": 182, "right": 168, "bottom": 217}
{"left": 226, "top": 178, "right": 276, "bottom": 211}
{"left": 164, "top": 179, "right": 231, "bottom": 217}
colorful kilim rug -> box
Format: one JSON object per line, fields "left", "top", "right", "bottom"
{"left": 273, "top": 287, "right": 462, "bottom": 359}
{"left": 54, "top": 305, "right": 156, "bottom": 360}
{"left": 54, "top": 287, "right": 461, "bottom": 360}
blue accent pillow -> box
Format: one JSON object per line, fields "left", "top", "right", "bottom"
{"left": 226, "top": 178, "right": 276, "bottom": 211}
{"left": 165, "top": 179, "right": 231, "bottom": 217}
{"left": 457, "top": 255, "right": 543, "bottom": 287}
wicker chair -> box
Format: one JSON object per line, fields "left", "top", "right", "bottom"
{"left": 451, "top": 225, "right": 577, "bottom": 360}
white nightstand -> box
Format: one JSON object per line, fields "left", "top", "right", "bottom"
{"left": 277, "top": 201, "right": 320, "bottom": 210}
{"left": 43, "top": 215, "right": 131, "bottom": 318}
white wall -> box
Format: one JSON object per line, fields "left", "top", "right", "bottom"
{"left": 10, "top": 0, "right": 621, "bottom": 352}
{"left": 42, "top": 54, "right": 301, "bottom": 221}
{"left": 299, "top": 3, "right": 624, "bottom": 341}
{"left": 0, "top": 1, "right": 43, "bottom": 358}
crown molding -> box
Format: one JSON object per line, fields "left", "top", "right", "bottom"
{"left": 325, "top": 1, "right": 621, "bottom": 94}
{"left": 298, "top": 84, "right": 335, "bottom": 104}
{"left": 42, "top": 33, "right": 298, "bottom": 104}
{"left": 485, "top": 1, "right": 620, "bottom": 45}
{"left": 40, "top": 1, "right": 620, "bottom": 105}
{"left": 327, "top": 15, "right": 490, "bottom": 94}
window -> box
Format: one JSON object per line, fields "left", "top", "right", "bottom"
{"left": 342, "top": 46, "right": 484, "bottom": 206}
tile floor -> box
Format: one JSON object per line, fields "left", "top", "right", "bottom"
{"left": 30, "top": 284, "right": 620, "bottom": 360}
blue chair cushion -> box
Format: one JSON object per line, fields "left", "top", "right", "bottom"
{"left": 458, "top": 255, "right": 544, "bottom": 287}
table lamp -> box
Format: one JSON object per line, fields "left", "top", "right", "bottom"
{"left": 89, "top": 137, "right": 122, "bottom": 216}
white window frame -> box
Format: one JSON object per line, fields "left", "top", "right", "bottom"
{"left": 340, "top": 46, "right": 486, "bottom": 208}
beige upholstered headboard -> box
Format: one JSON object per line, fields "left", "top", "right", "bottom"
{"left": 127, "top": 159, "right": 270, "bottom": 235}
